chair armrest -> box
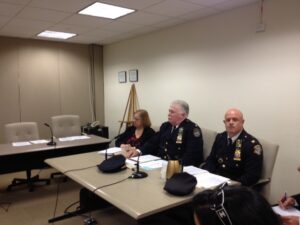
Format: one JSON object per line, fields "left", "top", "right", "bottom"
{"left": 199, "top": 162, "right": 206, "bottom": 168}
{"left": 251, "top": 178, "right": 270, "bottom": 188}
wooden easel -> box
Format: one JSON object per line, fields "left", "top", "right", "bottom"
{"left": 118, "top": 84, "right": 140, "bottom": 134}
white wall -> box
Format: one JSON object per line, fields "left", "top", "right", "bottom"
{"left": 103, "top": 0, "right": 300, "bottom": 203}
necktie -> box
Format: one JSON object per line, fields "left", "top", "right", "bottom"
{"left": 228, "top": 138, "right": 232, "bottom": 146}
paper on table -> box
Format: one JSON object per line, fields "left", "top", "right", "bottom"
{"left": 183, "top": 166, "right": 208, "bottom": 176}
{"left": 195, "top": 173, "right": 229, "bottom": 189}
{"left": 272, "top": 206, "right": 300, "bottom": 217}
{"left": 30, "top": 140, "right": 48, "bottom": 144}
{"left": 140, "top": 160, "right": 167, "bottom": 170}
{"left": 59, "top": 135, "right": 90, "bottom": 142}
{"left": 12, "top": 142, "right": 31, "bottom": 147}
{"left": 126, "top": 155, "right": 161, "bottom": 167}
{"left": 98, "top": 147, "right": 122, "bottom": 155}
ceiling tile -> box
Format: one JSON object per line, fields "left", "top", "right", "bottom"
{"left": 0, "top": 15, "right": 11, "bottom": 27}
{"left": 96, "top": 0, "right": 164, "bottom": 10}
{"left": 16, "top": 7, "right": 71, "bottom": 23}
{"left": 0, "top": 25, "right": 41, "bottom": 38}
{"left": 84, "top": 29, "right": 118, "bottom": 39}
{"left": 62, "top": 14, "right": 112, "bottom": 28}
{"left": 213, "top": 0, "right": 258, "bottom": 11}
{"left": 68, "top": 35, "right": 105, "bottom": 44}
{"left": 0, "top": 0, "right": 31, "bottom": 5}
{"left": 183, "top": 0, "right": 229, "bottom": 6}
{"left": 5, "top": 18, "right": 52, "bottom": 29}
{"left": 48, "top": 23, "right": 92, "bottom": 35}
{"left": 119, "top": 11, "right": 171, "bottom": 26}
{"left": 144, "top": 0, "right": 204, "bottom": 17}
{"left": 152, "top": 17, "right": 184, "bottom": 28}
{"left": 100, "top": 21, "right": 144, "bottom": 33}
{"left": 179, "top": 7, "right": 219, "bottom": 21}
{"left": 28, "top": 0, "right": 94, "bottom": 13}
{"left": 0, "top": 2, "right": 23, "bottom": 16}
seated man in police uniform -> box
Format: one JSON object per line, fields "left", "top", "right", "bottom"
{"left": 126, "top": 100, "right": 203, "bottom": 167}
{"left": 203, "top": 108, "right": 263, "bottom": 186}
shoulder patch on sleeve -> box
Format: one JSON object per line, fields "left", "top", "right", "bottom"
{"left": 253, "top": 145, "right": 262, "bottom": 155}
{"left": 193, "top": 127, "right": 201, "bottom": 137}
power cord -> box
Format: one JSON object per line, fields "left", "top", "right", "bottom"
{"left": 63, "top": 165, "right": 98, "bottom": 174}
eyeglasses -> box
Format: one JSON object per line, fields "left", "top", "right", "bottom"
{"left": 210, "top": 183, "right": 233, "bottom": 225}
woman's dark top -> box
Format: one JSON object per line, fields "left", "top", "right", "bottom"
{"left": 115, "top": 126, "right": 155, "bottom": 149}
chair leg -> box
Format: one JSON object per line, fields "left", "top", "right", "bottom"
{"left": 6, "top": 169, "right": 51, "bottom": 192}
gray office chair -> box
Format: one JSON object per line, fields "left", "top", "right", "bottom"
{"left": 50, "top": 115, "right": 81, "bottom": 180}
{"left": 252, "top": 138, "right": 279, "bottom": 201}
{"left": 51, "top": 115, "right": 81, "bottom": 138}
{"left": 4, "top": 122, "right": 50, "bottom": 192}
{"left": 200, "top": 128, "right": 217, "bottom": 167}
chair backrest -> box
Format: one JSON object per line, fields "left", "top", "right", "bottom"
{"left": 51, "top": 115, "right": 81, "bottom": 138}
{"left": 4, "top": 122, "right": 39, "bottom": 143}
{"left": 151, "top": 125, "right": 160, "bottom": 132}
{"left": 201, "top": 128, "right": 218, "bottom": 160}
{"left": 258, "top": 138, "right": 279, "bottom": 181}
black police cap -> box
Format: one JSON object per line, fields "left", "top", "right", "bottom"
{"left": 164, "top": 172, "right": 197, "bottom": 196}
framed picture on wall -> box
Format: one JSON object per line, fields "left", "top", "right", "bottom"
{"left": 118, "top": 71, "right": 127, "bottom": 83}
{"left": 129, "top": 69, "right": 138, "bottom": 82}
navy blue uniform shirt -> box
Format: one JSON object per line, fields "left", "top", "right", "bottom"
{"left": 140, "top": 119, "right": 203, "bottom": 167}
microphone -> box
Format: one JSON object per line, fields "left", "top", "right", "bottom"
{"left": 44, "top": 123, "right": 56, "bottom": 146}
{"left": 130, "top": 155, "right": 148, "bottom": 179}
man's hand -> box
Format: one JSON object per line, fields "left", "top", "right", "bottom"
{"left": 281, "top": 216, "right": 300, "bottom": 225}
{"left": 279, "top": 196, "right": 296, "bottom": 210}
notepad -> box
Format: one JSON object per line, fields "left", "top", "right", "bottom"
{"left": 30, "top": 140, "right": 48, "bottom": 144}
{"left": 59, "top": 135, "right": 90, "bottom": 142}
{"left": 126, "top": 155, "right": 161, "bottom": 168}
{"left": 272, "top": 206, "right": 300, "bottom": 217}
{"left": 183, "top": 166, "right": 208, "bottom": 176}
{"left": 140, "top": 160, "right": 166, "bottom": 170}
{"left": 98, "top": 147, "right": 122, "bottom": 155}
{"left": 12, "top": 142, "right": 31, "bottom": 147}
{"left": 195, "top": 173, "right": 229, "bottom": 189}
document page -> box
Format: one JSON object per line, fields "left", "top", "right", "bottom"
{"left": 195, "top": 173, "right": 229, "bottom": 189}
{"left": 98, "top": 147, "right": 122, "bottom": 155}
{"left": 272, "top": 206, "right": 300, "bottom": 217}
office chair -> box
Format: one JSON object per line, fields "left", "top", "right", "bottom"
{"left": 199, "top": 127, "right": 218, "bottom": 168}
{"left": 252, "top": 138, "right": 279, "bottom": 201}
{"left": 50, "top": 115, "right": 81, "bottom": 180}
{"left": 51, "top": 115, "right": 81, "bottom": 138}
{"left": 4, "top": 122, "right": 50, "bottom": 192}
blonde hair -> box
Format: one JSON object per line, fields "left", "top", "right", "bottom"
{"left": 134, "top": 109, "right": 151, "bottom": 128}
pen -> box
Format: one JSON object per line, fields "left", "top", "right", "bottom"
{"left": 281, "top": 191, "right": 287, "bottom": 202}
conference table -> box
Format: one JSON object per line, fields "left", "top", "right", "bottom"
{"left": 0, "top": 135, "right": 110, "bottom": 174}
{"left": 45, "top": 152, "right": 239, "bottom": 223}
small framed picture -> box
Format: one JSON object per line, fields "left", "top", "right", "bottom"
{"left": 129, "top": 69, "right": 138, "bottom": 82}
{"left": 118, "top": 71, "right": 127, "bottom": 83}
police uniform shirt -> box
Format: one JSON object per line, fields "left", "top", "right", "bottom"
{"left": 140, "top": 119, "right": 203, "bottom": 167}
{"left": 203, "top": 129, "right": 263, "bottom": 186}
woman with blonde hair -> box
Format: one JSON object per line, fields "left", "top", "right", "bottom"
{"left": 115, "top": 109, "right": 155, "bottom": 149}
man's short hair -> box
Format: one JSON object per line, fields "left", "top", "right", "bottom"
{"left": 172, "top": 100, "right": 189, "bottom": 116}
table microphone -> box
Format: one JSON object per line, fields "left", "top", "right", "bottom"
{"left": 44, "top": 123, "right": 56, "bottom": 146}
{"left": 130, "top": 155, "right": 148, "bottom": 179}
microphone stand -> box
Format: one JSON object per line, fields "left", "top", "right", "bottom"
{"left": 130, "top": 155, "right": 148, "bottom": 179}
{"left": 44, "top": 123, "right": 56, "bottom": 146}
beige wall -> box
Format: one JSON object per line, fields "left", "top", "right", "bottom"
{"left": 0, "top": 37, "right": 104, "bottom": 142}
{"left": 103, "top": 0, "right": 300, "bottom": 203}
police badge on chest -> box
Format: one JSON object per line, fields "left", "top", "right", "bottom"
{"left": 233, "top": 139, "right": 242, "bottom": 161}
{"left": 176, "top": 127, "right": 184, "bottom": 144}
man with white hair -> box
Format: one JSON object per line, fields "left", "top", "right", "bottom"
{"left": 203, "top": 108, "right": 263, "bottom": 186}
{"left": 127, "top": 100, "right": 203, "bottom": 166}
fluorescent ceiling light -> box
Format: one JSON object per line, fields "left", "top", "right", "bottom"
{"left": 79, "top": 2, "right": 135, "bottom": 19}
{"left": 37, "top": 30, "right": 76, "bottom": 39}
